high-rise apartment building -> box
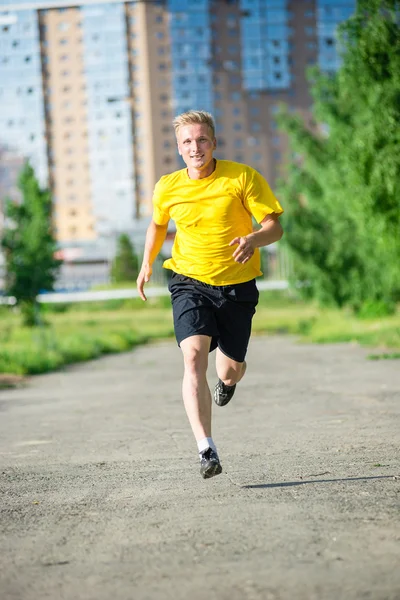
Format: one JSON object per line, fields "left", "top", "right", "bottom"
{"left": 0, "top": 0, "right": 355, "bottom": 248}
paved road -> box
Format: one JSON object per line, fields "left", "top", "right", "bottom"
{"left": 0, "top": 336, "right": 399, "bottom": 600}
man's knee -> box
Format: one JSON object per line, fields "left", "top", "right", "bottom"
{"left": 222, "top": 365, "right": 245, "bottom": 386}
{"left": 181, "top": 336, "right": 210, "bottom": 374}
{"left": 217, "top": 357, "right": 246, "bottom": 386}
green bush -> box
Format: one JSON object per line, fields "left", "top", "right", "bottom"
{"left": 357, "top": 300, "right": 396, "bottom": 320}
{"left": 278, "top": 0, "right": 400, "bottom": 313}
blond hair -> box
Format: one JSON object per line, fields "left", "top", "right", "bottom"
{"left": 172, "top": 110, "right": 216, "bottom": 138}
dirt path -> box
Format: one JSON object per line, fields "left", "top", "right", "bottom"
{"left": 0, "top": 336, "right": 399, "bottom": 600}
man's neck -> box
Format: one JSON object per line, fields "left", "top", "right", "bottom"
{"left": 187, "top": 159, "right": 216, "bottom": 180}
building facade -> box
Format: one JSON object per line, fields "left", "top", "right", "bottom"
{"left": 0, "top": 0, "right": 355, "bottom": 247}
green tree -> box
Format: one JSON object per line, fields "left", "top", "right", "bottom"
{"left": 277, "top": 0, "right": 400, "bottom": 314}
{"left": 1, "top": 162, "right": 62, "bottom": 326}
{"left": 111, "top": 233, "right": 139, "bottom": 283}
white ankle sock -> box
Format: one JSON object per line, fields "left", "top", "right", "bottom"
{"left": 197, "top": 437, "right": 217, "bottom": 456}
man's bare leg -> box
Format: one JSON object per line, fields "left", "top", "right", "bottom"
{"left": 180, "top": 335, "right": 222, "bottom": 478}
{"left": 214, "top": 348, "right": 247, "bottom": 407}
{"left": 215, "top": 348, "right": 246, "bottom": 386}
{"left": 180, "top": 335, "right": 213, "bottom": 442}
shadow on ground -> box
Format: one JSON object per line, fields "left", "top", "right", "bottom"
{"left": 244, "top": 475, "right": 395, "bottom": 489}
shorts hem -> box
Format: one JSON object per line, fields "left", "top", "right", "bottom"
{"left": 217, "top": 343, "right": 247, "bottom": 364}
{"left": 177, "top": 332, "right": 214, "bottom": 348}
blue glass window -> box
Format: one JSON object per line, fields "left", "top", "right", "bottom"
{"left": 316, "top": 0, "right": 356, "bottom": 73}
{"left": 240, "top": 0, "right": 291, "bottom": 91}
{"left": 168, "top": 0, "right": 213, "bottom": 118}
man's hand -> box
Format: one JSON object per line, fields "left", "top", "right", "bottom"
{"left": 136, "top": 264, "right": 153, "bottom": 301}
{"left": 230, "top": 215, "right": 283, "bottom": 264}
{"left": 229, "top": 236, "right": 256, "bottom": 264}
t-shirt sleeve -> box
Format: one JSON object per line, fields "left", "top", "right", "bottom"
{"left": 242, "top": 167, "right": 284, "bottom": 223}
{"left": 152, "top": 178, "right": 170, "bottom": 226}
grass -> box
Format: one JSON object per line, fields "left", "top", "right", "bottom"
{"left": 0, "top": 296, "right": 175, "bottom": 377}
{"left": 0, "top": 290, "right": 399, "bottom": 379}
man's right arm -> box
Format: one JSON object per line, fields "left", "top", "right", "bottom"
{"left": 137, "top": 219, "right": 169, "bottom": 301}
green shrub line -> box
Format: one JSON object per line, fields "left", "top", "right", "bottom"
{"left": 0, "top": 292, "right": 399, "bottom": 379}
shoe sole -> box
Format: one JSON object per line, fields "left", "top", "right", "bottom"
{"left": 213, "top": 388, "right": 235, "bottom": 407}
{"left": 201, "top": 463, "right": 223, "bottom": 479}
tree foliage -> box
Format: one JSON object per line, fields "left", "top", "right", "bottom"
{"left": 278, "top": 0, "right": 400, "bottom": 314}
{"left": 1, "top": 162, "right": 62, "bottom": 326}
{"left": 111, "top": 233, "right": 139, "bottom": 283}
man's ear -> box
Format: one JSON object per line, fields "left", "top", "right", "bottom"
{"left": 177, "top": 143, "right": 182, "bottom": 156}
{"left": 213, "top": 138, "right": 217, "bottom": 150}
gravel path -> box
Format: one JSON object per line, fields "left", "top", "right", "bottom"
{"left": 0, "top": 336, "right": 399, "bottom": 600}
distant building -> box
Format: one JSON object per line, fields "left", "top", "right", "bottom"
{"left": 0, "top": 144, "right": 25, "bottom": 234}
{"left": 0, "top": 0, "right": 355, "bottom": 248}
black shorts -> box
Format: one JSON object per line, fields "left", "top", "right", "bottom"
{"left": 168, "top": 272, "right": 259, "bottom": 363}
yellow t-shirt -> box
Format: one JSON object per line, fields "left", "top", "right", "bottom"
{"left": 152, "top": 160, "right": 284, "bottom": 286}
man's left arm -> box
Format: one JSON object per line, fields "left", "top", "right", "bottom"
{"left": 230, "top": 213, "right": 283, "bottom": 264}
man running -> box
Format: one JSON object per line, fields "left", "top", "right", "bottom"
{"left": 137, "top": 110, "right": 284, "bottom": 479}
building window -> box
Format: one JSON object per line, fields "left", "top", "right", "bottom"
{"left": 248, "top": 137, "right": 259, "bottom": 147}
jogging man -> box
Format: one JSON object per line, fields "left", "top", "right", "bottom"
{"left": 137, "top": 110, "right": 283, "bottom": 479}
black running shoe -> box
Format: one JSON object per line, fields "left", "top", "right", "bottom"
{"left": 199, "top": 448, "right": 222, "bottom": 479}
{"left": 214, "top": 378, "right": 236, "bottom": 407}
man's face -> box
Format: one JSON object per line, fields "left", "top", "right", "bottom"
{"left": 176, "top": 123, "right": 216, "bottom": 172}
